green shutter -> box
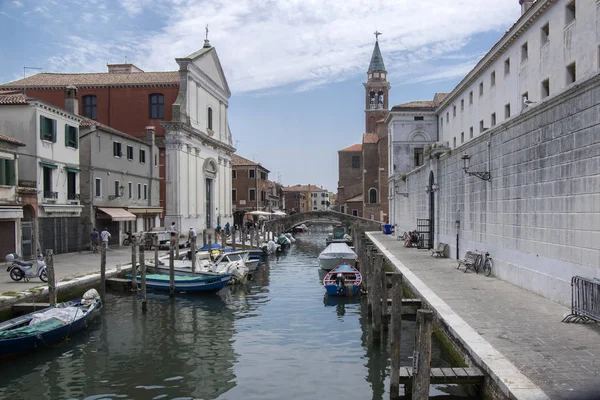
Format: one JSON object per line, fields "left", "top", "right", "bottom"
{"left": 65, "top": 124, "right": 69, "bottom": 146}
{"left": 39, "top": 116, "right": 45, "bottom": 141}
{"left": 52, "top": 119, "right": 57, "bottom": 142}
{"left": 6, "top": 160, "right": 15, "bottom": 186}
{"left": 74, "top": 128, "right": 78, "bottom": 149}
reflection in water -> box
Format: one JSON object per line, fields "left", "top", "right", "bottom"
{"left": 0, "top": 226, "right": 473, "bottom": 399}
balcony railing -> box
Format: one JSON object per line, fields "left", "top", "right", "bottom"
{"left": 44, "top": 191, "right": 58, "bottom": 199}
{"left": 67, "top": 193, "right": 80, "bottom": 200}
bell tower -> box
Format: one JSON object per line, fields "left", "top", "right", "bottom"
{"left": 364, "top": 32, "right": 391, "bottom": 133}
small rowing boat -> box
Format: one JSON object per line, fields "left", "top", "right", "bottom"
{"left": 323, "top": 263, "right": 362, "bottom": 297}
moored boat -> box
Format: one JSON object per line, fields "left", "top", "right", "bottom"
{"left": 318, "top": 242, "right": 357, "bottom": 271}
{"left": 129, "top": 273, "right": 232, "bottom": 292}
{"left": 0, "top": 289, "right": 102, "bottom": 357}
{"left": 323, "top": 263, "right": 362, "bottom": 296}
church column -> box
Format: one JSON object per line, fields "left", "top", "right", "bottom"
{"left": 164, "top": 130, "right": 182, "bottom": 228}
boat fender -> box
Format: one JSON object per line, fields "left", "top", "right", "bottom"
{"left": 82, "top": 289, "right": 100, "bottom": 306}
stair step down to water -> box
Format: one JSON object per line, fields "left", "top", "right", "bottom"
{"left": 384, "top": 298, "right": 422, "bottom": 307}
{"left": 13, "top": 303, "right": 51, "bottom": 313}
{"left": 106, "top": 278, "right": 134, "bottom": 291}
{"left": 398, "top": 367, "right": 484, "bottom": 384}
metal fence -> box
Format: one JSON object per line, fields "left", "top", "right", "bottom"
{"left": 562, "top": 276, "right": 600, "bottom": 323}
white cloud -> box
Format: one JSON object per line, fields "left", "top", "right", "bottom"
{"left": 12, "top": 1, "right": 24, "bottom": 7}
{"left": 43, "top": 0, "right": 521, "bottom": 94}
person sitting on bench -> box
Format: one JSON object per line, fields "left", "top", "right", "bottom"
{"left": 409, "top": 231, "right": 420, "bottom": 247}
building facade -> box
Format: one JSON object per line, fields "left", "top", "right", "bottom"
{"left": 337, "top": 38, "right": 390, "bottom": 221}
{"left": 0, "top": 92, "right": 83, "bottom": 255}
{"left": 0, "top": 131, "right": 25, "bottom": 259}
{"left": 282, "top": 188, "right": 307, "bottom": 214}
{"left": 80, "top": 122, "right": 161, "bottom": 246}
{"left": 388, "top": 0, "right": 600, "bottom": 305}
{"left": 231, "top": 153, "right": 270, "bottom": 213}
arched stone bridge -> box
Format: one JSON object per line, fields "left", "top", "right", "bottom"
{"left": 263, "top": 210, "right": 383, "bottom": 233}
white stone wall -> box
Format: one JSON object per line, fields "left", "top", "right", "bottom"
{"left": 392, "top": 75, "right": 600, "bottom": 306}
{"left": 438, "top": 0, "right": 600, "bottom": 149}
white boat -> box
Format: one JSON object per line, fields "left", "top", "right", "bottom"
{"left": 318, "top": 243, "right": 357, "bottom": 271}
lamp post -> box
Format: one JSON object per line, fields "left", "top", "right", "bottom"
{"left": 461, "top": 153, "right": 491, "bottom": 181}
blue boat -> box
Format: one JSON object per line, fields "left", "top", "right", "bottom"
{"left": 0, "top": 290, "right": 102, "bottom": 357}
{"left": 323, "top": 263, "right": 362, "bottom": 296}
{"left": 128, "top": 273, "right": 232, "bottom": 293}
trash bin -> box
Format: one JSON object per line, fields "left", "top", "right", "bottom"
{"left": 383, "top": 224, "right": 392, "bottom": 235}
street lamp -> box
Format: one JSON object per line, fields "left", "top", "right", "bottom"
{"left": 461, "top": 153, "right": 491, "bottom": 181}
{"left": 394, "top": 185, "right": 409, "bottom": 197}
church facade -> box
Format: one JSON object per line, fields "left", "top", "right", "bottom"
{"left": 337, "top": 39, "right": 390, "bottom": 222}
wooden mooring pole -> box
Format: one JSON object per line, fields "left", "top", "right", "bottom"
{"left": 190, "top": 236, "right": 197, "bottom": 276}
{"left": 131, "top": 238, "right": 138, "bottom": 291}
{"left": 208, "top": 233, "right": 213, "bottom": 256}
{"left": 389, "top": 273, "right": 403, "bottom": 399}
{"left": 154, "top": 234, "right": 159, "bottom": 271}
{"left": 381, "top": 255, "right": 389, "bottom": 328}
{"left": 412, "top": 309, "right": 433, "bottom": 400}
{"left": 366, "top": 245, "right": 375, "bottom": 316}
{"left": 100, "top": 245, "right": 106, "bottom": 301}
{"left": 202, "top": 229, "right": 207, "bottom": 248}
{"left": 221, "top": 229, "right": 226, "bottom": 249}
{"left": 242, "top": 228, "right": 246, "bottom": 250}
{"left": 371, "top": 252, "right": 383, "bottom": 342}
{"left": 169, "top": 243, "right": 175, "bottom": 297}
{"left": 45, "top": 249, "right": 56, "bottom": 306}
{"left": 232, "top": 228, "right": 237, "bottom": 251}
{"left": 139, "top": 243, "right": 146, "bottom": 310}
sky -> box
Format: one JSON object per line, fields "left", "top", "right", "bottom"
{"left": 0, "top": 0, "right": 522, "bottom": 192}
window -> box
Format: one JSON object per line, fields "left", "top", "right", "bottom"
{"left": 65, "top": 125, "right": 78, "bottom": 148}
{"left": 95, "top": 178, "right": 102, "bottom": 197}
{"left": 137, "top": 183, "right": 141, "bottom": 199}
{"left": 321, "top": 201, "right": 325, "bottom": 205}
{"left": 39, "top": 116, "right": 57, "bottom": 142}
{"left": 414, "top": 116, "right": 424, "bottom": 121}
{"left": 453, "top": 105, "right": 456, "bottom": 117}
{"left": 352, "top": 209, "right": 358, "bottom": 217}
{"left": 232, "top": 189, "right": 237, "bottom": 202}
{"left": 460, "top": 99, "right": 464, "bottom": 111}
{"left": 541, "top": 78, "right": 550, "bottom": 98}
{"left": 522, "top": 92, "right": 529, "bottom": 110}
{"left": 154, "top": 154, "right": 158, "bottom": 167}
{"left": 369, "top": 188, "right": 377, "bottom": 204}
{"left": 232, "top": 170, "right": 237, "bottom": 179}
{"left": 490, "top": 71, "right": 496, "bottom": 87}
{"left": 67, "top": 171, "right": 76, "bottom": 199}
{"left": 114, "top": 181, "right": 120, "bottom": 197}
{"left": 504, "top": 58, "right": 511, "bottom": 75}
{"left": 460, "top": 132, "right": 464, "bottom": 144}
{"left": 139, "top": 149, "right": 146, "bottom": 164}
{"left": 566, "top": 62, "right": 576, "bottom": 84}
{"left": 541, "top": 23, "right": 550, "bottom": 45}
{"left": 143, "top": 184, "right": 147, "bottom": 200}
{"left": 414, "top": 148, "right": 424, "bottom": 167}
{"left": 249, "top": 169, "right": 255, "bottom": 178}
{"left": 83, "top": 95, "right": 97, "bottom": 120}
{"left": 260, "top": 190, "right": 266, "bottom": 202}
{"left": 491, "top": 113, "right": 496, "bottom": 127}
{"left": 149, "top": 94, "right": 164, "bottom": 119}
{"left": 207, "top": 107, "right": 213, "bottom": 130}
{"left": 113, "top": 142, "right": 122, "bottom": 157}
{"left": 479, "top": 82, "right": 484, "bottom": 96}
{"left": 469, "top": 91, "right": 473, "bottom": 105}
{"left": 566, "top": 1, "right": 576, "bottom": 25}
{"left": 469, "top": 127, "right": 474, "bottom": 139}
{"left": 446, "top": 112, "right": 449, "bottom": 122}
{"left": 249, "top": 189, "right": 256, "bottom": 201}
{"left": 260, "top": 171, "right": 267, "bottom": 180}
{"left": 43, "top": 167, "right": 53, "bottom": 197}
{"left": 351, "top": 156, "right": 360, "bottom": 169}
{"left": 127, "top": 146, "right": 134, "bottom": 161}
{"left": 480, "top": 120, "right": 486, "bottom": 133}
{"left": 505, "top": 103, "right": 511, "bottom": 119}
{"left": 0, "top": 159, "right": 16, "bottom": 186}
{"left": 521, "top": 42, "right": 528, "bottom": 62}
{"left": 453, "top": 137, "right": 456, "bottom": 148}
{"left": 128, "top": 182, "right": 133, "bottom": 199}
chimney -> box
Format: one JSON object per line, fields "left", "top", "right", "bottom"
{"left": 145, "top": 126, "right": 156, "bottom": 145}
{"left": 65, "top": 85, "right": 78, "bottom": 115}
{"left": 519, "top": 0, "right": 534, "bottom": 15}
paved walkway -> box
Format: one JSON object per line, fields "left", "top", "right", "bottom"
{"left": 368, "top": 232, "right": 600, "bottom": 400}
{"left": 0, "top": 246, "right": 170, "bottom": 295}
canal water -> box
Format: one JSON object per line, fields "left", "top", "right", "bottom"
{"left": 0, "top": 226, "right": 475, "bottom": 399}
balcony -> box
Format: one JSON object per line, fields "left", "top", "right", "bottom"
{"left": 44, "top": 191, "right": 58, "bottom": 199}
{"left": 67, "top": 193, "right": 80, "bottom": 200}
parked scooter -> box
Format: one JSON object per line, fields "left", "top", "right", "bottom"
{"left": 5, "top": 252, "right": 48, "bottom": 282}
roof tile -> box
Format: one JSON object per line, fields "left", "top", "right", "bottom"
{"left": 0, "top": 71, "right": 180, "bottom": 89}
{"left": 0, "top": 90, "right": 27, "bottom": 105}
{"left": 0, "top": 132, "right": 25, "bottom": 146}
{"left": 339, "top": 144, "right": 362, "bottom": 152}
{"left": 363, "top": 133, "right": 379, "bottom": 144}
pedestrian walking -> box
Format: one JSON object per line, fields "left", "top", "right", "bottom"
{"left": 170, "top": 222, "right": 178, "bottom": 245}
{"left": 225, "top": 222, "right": 231, "bottom": 236}
{"left": 90, "top": 228, "right": 99, "bottom": 253}
{"left": 100, "top": 227, "right": 111, "bottom": 248}
{"left": 188, "top": 226, "right": 197, "bottom": 240}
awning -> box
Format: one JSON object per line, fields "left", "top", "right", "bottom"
{"left": 98, "top": 207, "right": 136, "bottom": 221}
{"left": 126, "top": 207, "right": 163, "bottom": 215}
{"left": 39, "top": 161, "right": 57, "bottom": 169}
{"left": 65, "top": 165, "right": 81, "bottom": 173}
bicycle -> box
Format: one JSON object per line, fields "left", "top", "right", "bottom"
{"left": 475, "top": 251, "right": 493, "bottom": 277}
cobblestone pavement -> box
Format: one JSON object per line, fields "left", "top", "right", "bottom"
{"left": 0, "top": 245, "right": 171, "bottom": 295}
{"left": 370, "top": 232, "right": 600, "bottom": 400}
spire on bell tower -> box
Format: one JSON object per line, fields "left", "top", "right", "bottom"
{"left": 364, "top": 33, "right": 391, "bottom": 133}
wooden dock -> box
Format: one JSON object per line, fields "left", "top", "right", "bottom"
{"left": 399, "top": 367, "right": 484, "bottom": 384}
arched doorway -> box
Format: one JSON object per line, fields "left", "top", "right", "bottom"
{"left": 429, "top": 171, "right": 435, "bottom": 249}
{"left": 204, "top": 159, "right": 218, "bottom": 229}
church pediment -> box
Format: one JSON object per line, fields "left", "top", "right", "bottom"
{"left": 185, "top": 47, "right": 231, "bottom": 97}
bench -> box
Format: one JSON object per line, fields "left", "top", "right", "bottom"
{"left": 431, "top": 242, "right": 448, "bottom": 258}
{"left": 457, "top": 251, "right": 480, "bottom": 273}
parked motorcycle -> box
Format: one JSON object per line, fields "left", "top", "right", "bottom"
{"left": 5, "top": 252, "right": 48, "bottom": 283}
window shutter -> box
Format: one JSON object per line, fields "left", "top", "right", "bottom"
{"left": 6, "top": 160, "right": 15, "bottom": 186}
{"left": 52, "top": 119, "right": 57, "bottom": 142}
{"left": 65, "top": 125, "right": 69, "bottom": 146}
{"left": 39, "top": 116, "right": 44, "bottom": 140}
{"left": 74, "top": 128, "right": 78, "bottom": 149}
